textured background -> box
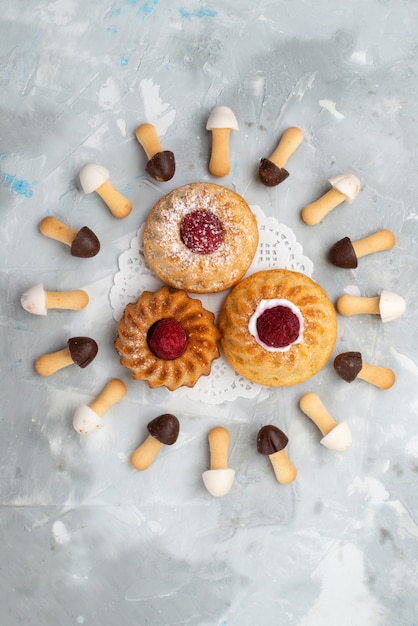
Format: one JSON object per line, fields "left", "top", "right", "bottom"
{"left": 1, "top": 1, "right": 418, "bottom": 624}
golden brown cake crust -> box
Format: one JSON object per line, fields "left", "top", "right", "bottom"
{"left": 219, "top": 269, "right": 337, "bottom": 387}
{"left": 142, "top": 182, "right": 259, "bottom": 293}
{"left": 115, "top": 287, "right": 220, "bottom": 391}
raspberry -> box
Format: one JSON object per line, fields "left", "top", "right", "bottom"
{"left": 180, "top": 210, "right": 224, "bottom": 254}
{"left": 147, "top": 318, "right": 188, "bottom": 360}
{"left": 256, "top": 305, "right": 300, "bottom": 348}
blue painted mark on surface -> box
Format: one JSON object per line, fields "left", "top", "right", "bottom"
{"left": 122, "top": 183, "right": 134, "bottom": 194}
{"left": 109, "top": 7, "right": 121, "bottom": 15}
{"left": 4, "top": 174, "right": 34, "bottom": 197}
{"left": 125, "top": 0, "right": 159, "bottom": 21}
{"left": 106, "top": 25, "right": 118, "bottom": 33}
{"left": 139, "top": 0, "right": 159, "bottom": 21}
{"left": 179, "top": 7, "right": 217, "bottom": 18}
{"left": 120, "top": 56, "right": 129, "bottom": 66}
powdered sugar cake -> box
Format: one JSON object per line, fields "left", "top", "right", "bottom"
{"left": 142, "top": 182, "right": 259, "bottom": 293}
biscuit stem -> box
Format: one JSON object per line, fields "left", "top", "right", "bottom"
{"left": 35, "top": 347, "right": 74, "bottom": 376}
{"left": 301, "top": 188, "right": 346, "bottom": 225}
{"left": 352, "top": 229, "right": 396, "bottom": 259}
{"left": 135, "top": 123, "right": 163, "bottom": 159}
{"left": 269, "top": 127, "right": 304, "bottom": 168}
{"left": 268, "top": 449, "right": 297, "bottom": 484}
{"left": 299, "top": 392, "right": 338, "bottom": 436}
{"left": 39, "top": 216, "right": 77, "bottom": 246}
{"left": 357, "top": 363, "right": 395, "bottom": 389}
{"left": 130, "top": 435, "right": 164, "bottom": 470}
{"left": 89, "top": 378, "right": 127, "bottom": 416}
{"left": 95, "top": 180, "right": 132, "bottom": 219}
{"left": 209, "top": 128, "right": 232, "bottom": 177}
{"left": 45, "top": 289, "right": 89, "bottom": 311}
{"left": 208, "top": 426, "right": 230, "bottom": 470}
{"left": 336, "top": 294, "right": 380, "bottom": 316}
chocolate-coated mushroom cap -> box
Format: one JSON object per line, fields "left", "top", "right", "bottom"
{"left": 334, "top": 351, "right": 363, "bottom": 382}
{"left": 70, "top": 226, "right": 101, "bottom": 258}
{"left": 258, "top": 158, "right": 289, "bottom": 187}
{"left": 329, "top": 236, "right": 357, "bottom": 268}
{"left": 257, "top": 425, "right": 288, "bottom": 455}
{"left": 147, "top": 413, "right": 179, "bottom": 445}
{"left": 145, "top": 150, "right": 175, "bottom": 182}
{"left": 68, "top": 337, "right": 98, "bottom": 368}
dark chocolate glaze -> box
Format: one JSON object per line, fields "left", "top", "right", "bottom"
{"left": 258, "top": 158, "right": 289, "bottom": 187}
{"left": 329, "top": 236, "right": 358, "bottom": 268}
{"left": 146, "top": 150, "right": 176, "bottom": 182}
{"left": 71, "top": 226, "right": 101, "bottom": 258}
{"left": 147, "top": 413, "right": 179, "bottom": 445}
{"left": 68, "top": 337, "right": 98, "bottom": 368}
{"left": 334, "top": 351, "right": 363, "bottom": 382}
{"left": 257, "top": 424, "right": 288, "bottom": 455}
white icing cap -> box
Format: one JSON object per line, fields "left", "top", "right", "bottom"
{"left": 21, "top": 283, "right": 47, "bottom": 315}
{"left": 328, "top": 173, "right": 360, "bottom": 203}
{"left": 79, "top": 162, "right": 110, "bottom": 194}
{"left": 73, "top": 403, "right": 103, "bottom": 434}
{"left": 379, "top": 289, "right": 406, "bottom": 323}
{"left": 206, "top": 106, "right": 239, "bottom": 130}
{"left": 202, "top": 468, "right": 235, "bottom": 497}
{"left": 320, "top": 421, "right": 352, "bottom": 451}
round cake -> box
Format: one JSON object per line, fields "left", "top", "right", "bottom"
{"left": 115, "top": 286, "right": 220, "bottom": 390}
{"left": 218, "top": 269, "right": 337, "bottom": 387}
{"left": 142, "top": 182, "right": 259, "bottom": 293}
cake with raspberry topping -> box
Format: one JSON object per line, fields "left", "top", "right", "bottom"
{"left": 142, "top": 182, "right": 259, "bottom": 293}
{"left": 114, "top": 286, "right": 220, "bottom": 390}
{"left": 218, "top": 269, "right": 337, "bottom": 387}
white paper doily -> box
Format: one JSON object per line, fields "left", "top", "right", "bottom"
{"left": 110, "top": 205, "right": 313, "bottom": 404}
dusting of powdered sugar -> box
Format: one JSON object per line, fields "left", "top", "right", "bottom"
{"left": 143, "top": 183, "right": 258, "bottom": 291}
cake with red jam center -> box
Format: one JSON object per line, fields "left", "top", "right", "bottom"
{"left": 142, "top": 182, "right": 259, "bottom": 293}
{"left": 115, "top": 286, "right": 220, "bottom": 390}
{"left": 218, "top": 269, "right": 337, "bottom": 386}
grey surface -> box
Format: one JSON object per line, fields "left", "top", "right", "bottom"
{"left": 1, "top": 1, "right": 418, "bottom": 625}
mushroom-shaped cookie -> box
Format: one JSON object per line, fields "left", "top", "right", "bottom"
{"left": 334, "top": 351, "right": 395, "bottom": 389}
{"left": 21, "top": 283, "right": 89, "bottom": 316}
{"left": 257, "top": 425, "right": 297, "bottom": 484}
{"left": 79, "top": 163, "right": 132, "bottom": 218}
{"left": 202, "top": 426, "right": 235, "bottom": 497}
{"left": 329, "top": 229, "right": 396, "bottom": 269}
{"left": 299, "top": 392, "right": 352, "bottom": 452}
{"left": 39, "top": 216, "right": 100, "bottom": 258}
{"left": 135, "top": 123, "right": 175, "bottom": 182}
{"left": 259, "top": 127, "right": 304, "bottom": 187}
{"left": 301, "top": 174, "right": 360, "bottom": 225}
{"left": 336, "top": 290, "right": 406, "bottom": 323}
{"left": 73, "top": 378, "right": 127, "bottom": 435}
{"left": 206, "top": 105, "right": 239, "bottom": 177}
{"left": 35, "top": 336, "right": 98, "bottom": 377}
{"left": 130, "top": 413, "right": 180, "bottom": 471}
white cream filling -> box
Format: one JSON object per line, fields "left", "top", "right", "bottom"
{"left": 248, "top": 298, "right": 304, "bottom": 352}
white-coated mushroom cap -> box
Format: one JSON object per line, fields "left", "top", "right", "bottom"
{"left": 328, "top": 173, "right": 361, "bottom": 203}
{"left": 202, "top": 468, "right": 235, "bottom": 497}
{"left": 320, "top": 421, "right": 352, "bottom": 452}
{"left": 206, "top": 106, "right": 239, "bottom": 131}
{"left": 21, "top": 283, "right": 47, "bottom": 316}
{"left": 379, "top": 289, "right": 406, "bottom": 323}
{"left": 72, "top": 403, "right": 103, "bottom": 435}
{"left": 79, "top": 162, "right": 110, "bottom": 194}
